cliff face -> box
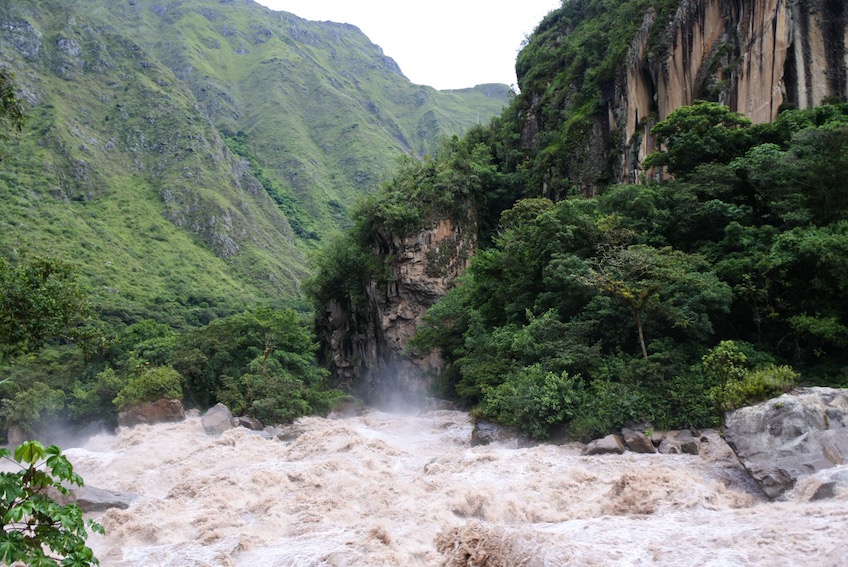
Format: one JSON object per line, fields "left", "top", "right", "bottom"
{"left": 316, "top": 218, "right": 475, "bottom": 404}
{"left": 518, "top": 0, "right": 847, "bottom": 191}
{"left": 618, "top": 0, "right": 847, "bottom": 182}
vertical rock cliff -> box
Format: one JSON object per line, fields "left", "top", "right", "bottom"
{"left": 316, "top": 218, "right": 475, "bottom": 404}
{"left": 619, "top": 0, "right": 847, "bottom": 182}
{"left": 518, "top": 0, "right": 848, "bottom": 191}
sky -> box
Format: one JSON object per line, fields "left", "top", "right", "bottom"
{"left": 253, "top": 1, "right": 563, "bottom": 90}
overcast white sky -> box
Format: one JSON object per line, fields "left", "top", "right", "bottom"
{"left": 254, "top": 1, "right": 562, "bottom": 90}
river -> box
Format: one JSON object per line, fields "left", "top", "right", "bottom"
{"left": 64, "top": 409, "right": 846, "bottom": 566}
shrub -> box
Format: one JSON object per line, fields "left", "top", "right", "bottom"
{"left": 113, "top": 366, "right": 182, "bottom": 410}
{"left": 712, "top": 364, "right": 798, "bottom": 413}
{"left": 482, "top": 364, "right": 582, "bottom": 439}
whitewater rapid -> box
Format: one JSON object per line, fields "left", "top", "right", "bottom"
{"left": 63, "top": 409, "right": 846, "bottom": 566}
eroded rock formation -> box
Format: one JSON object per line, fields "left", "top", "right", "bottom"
{"left": 316, "top": 218, "right": 475, "bottom": 404}
{"left": 619, "top": 0, "right": 847, "bottom": 182}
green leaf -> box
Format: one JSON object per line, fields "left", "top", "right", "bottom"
{"left": 14, "top": 440, "right": 46, "bottom": 465}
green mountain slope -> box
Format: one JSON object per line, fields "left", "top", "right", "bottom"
{"left": 0, "top": 0, "right": 509, "bottom": 325}
{"left": 69, "top": 0, "right": 511, "bottom": 233}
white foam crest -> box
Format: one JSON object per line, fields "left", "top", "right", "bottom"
{"left": 72, "top": 410, "right": 846, "bottom": 566}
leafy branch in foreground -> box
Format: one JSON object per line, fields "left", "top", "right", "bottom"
{"left": 0, "top": 440, "right": 103, "bottom": 566}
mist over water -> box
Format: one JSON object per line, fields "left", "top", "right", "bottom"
{"left": 64, "top": 410, "right": 847, "bottom": 566}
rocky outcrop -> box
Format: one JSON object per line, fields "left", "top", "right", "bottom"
{"left": 117, "top": 399, "right": 185, "bottom": 428}
{"left": 618, "top": 0, "right": 848, "bottom": 182}
{"left": 317, "top": 217, "right": 475, "bottom": 404}
{"left": 724, "top": 387, "right": 848, "bottom": 500}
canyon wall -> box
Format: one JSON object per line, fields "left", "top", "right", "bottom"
{"left": 315, "top": 218, "right": 475, "bottom": 404}
{"left": 618, "top": 0, "right": 847, "bottom": 182}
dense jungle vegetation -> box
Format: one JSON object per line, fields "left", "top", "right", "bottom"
{"left": 315, "top": 99, "right": 848, "bottom": 439}
{"left": 309, "top": 0, "right": 848, "bottom": 439}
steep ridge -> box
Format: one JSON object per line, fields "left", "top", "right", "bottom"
{"left": 518, "top": 0, "right": 848, "bottom": 193}
{"left": 0, "top": 0, "right": 509, "bottom": 323}
{"left": 69, "top": 0, "right": 512, "bottom": 232}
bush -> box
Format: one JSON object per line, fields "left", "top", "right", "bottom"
{"left": 482, "top": 365, "right": 582, "bottom": 439}
{"left": 216, "top": 354, "right": 342, "bottom": 425}
{"left": 113, "top": 366, "right": 182, "bottom": 410}
{"left": 0, "top": 381, "right": 65, "bottom": 431}
{"left": 568, "top": 379, "right": 653, "bottom": 441}
{"left": 711, "top": 364, "right": 798, "bottom": 413}
{"left": 69, "top": 367, "right": 124, "bottom": 422}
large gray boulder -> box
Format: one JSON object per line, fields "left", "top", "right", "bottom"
{"left": 201, "top": 403, "right": 235, "bottom": 435}
{"left": 724, "top": 387, "right": 848, "bottom": 500}
{"left": 49, "top": 486, "right": 138, "bottom": 512}
{"left": 582, "top": 433, "right": 626, "bottom": 455}
{"left": 118, "top": 399, "right": 185, "bottom": 427}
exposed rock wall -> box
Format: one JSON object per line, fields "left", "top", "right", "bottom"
{"left": 316, "top": 218, "right": 475, "bottom": 404}
{"left": 617, "top": 0, "right": 847, "bottom": 183}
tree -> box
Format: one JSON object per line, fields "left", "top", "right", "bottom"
{"left": 0, "top": 254, "right": 92, "bottom": 365}
{"left": 0, "top": 440, "right": 104, "bottom": 566}
{"left": 581, "top": 244, "right": 731, "bottom": 359}
{"left": 643, "top": 100, "right": 753, "bottom": 177}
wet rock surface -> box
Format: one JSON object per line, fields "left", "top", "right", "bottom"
{"left": 51, "top": 486, "right": 139, "bottom": 512}
{"left": 724, "top": 387, "right": 848, "bottom": 499}
{"left": 470, "top": 420, "right": 515, "bottom": 447}
{"left": 201, "top": 403, "right": 235, "bottom": 435}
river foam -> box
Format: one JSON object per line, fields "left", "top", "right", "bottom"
{"left": 65, "top": 409, "right": 846, "bottom": 566}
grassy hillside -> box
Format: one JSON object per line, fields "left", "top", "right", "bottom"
{"left": 70, "top": 0, "right": 512, "bottom": 234}
{"left": 0, "top": 0, "right": 510, "bottom": 326}
{"left": 0, "top": 0, "right": 311, "bottom": 325}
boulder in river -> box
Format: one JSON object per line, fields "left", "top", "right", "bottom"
{"left": 724, "top": 387, "right": 848, "bottom": 500}
{"left": 658, "top": 429, "right": 700, "bottom": 455}
{"left": 235, "top": 415, "right": 264, "bottom": 431}
{"left": 582, "top": 433, "right": 626, "bottom": 455}
{"left": 201, "top": 403, "right": 235, "bottom": 435}
{"left": 471, "top": 420, "right": 515, "bottom": 446}
{"left": 49, "top": 485, "right": 138, "bottom": 512}
{"left": 118, "top": 398, "right": 185, "bottom": 427}
{"left": 621, "top": 428, "right": 656, "bottom": 454}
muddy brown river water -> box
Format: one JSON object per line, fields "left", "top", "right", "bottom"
{"left": 64, "top": 410, "right": 847, "bottom": 566}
